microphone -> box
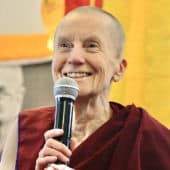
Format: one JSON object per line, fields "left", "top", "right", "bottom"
{"left": 53, "top": 77, "right": 79, "bottom": 149}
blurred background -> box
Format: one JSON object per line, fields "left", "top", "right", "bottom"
{"left": 0, "top": 0, "right": 170, "bottom": 155}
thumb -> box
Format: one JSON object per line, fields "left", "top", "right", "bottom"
{"left": 48, "top": 164, "right": 74, "bottom": 170}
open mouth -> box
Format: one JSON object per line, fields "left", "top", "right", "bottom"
{"left": 63, "top": 72, "right": 92, "bottom": 78}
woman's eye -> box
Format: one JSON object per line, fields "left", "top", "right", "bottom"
{"left": 58, "top": 41, "right": 73, "bottom": 49}
{"left": 88, "top": 43, "right": 97, "bottom": 48}
{"left": 85, "top": 42, "right": 100, "bottom": 52}
{"left": 85, "top": 40, "right": 100, "bottom": 49}
{"left": 60, "top": 43, "right": 69, "bottom": 48}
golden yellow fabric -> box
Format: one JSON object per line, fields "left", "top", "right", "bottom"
{"left": 41, "top": 0, "right": 65, "bottom": 50}
{"left": 104, "top": 0, "right": 170, "bottom": 127}
{"left": 41, "top": 0, "right": 64, "bottom": 33}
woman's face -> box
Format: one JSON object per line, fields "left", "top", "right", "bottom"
{"left": 52, "top": 13, "right": 126, "bottom": 97}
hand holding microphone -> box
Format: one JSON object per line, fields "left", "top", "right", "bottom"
{"left": 35, "top": 77, "right": 79, "bottom": 170}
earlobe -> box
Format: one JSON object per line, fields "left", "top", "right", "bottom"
{"left": 112, "top": 75, "right": 120, "bottom": 82}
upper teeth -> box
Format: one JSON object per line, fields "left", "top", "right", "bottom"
{"left": 65, "top": 72, "right": 90, "bottom": 78}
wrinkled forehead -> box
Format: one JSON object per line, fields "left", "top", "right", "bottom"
{"left": 55, "top": 12, "right": 116, "bottom": 41}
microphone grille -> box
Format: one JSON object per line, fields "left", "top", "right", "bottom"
{"left": 54, "top": 77, "right": 79, "bottom": 100}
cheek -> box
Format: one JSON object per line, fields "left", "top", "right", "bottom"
{"left": 100, "top": 61, "right": 116, "bottom": 83}
{"left": 51, "top": 57, "right": 64, "bottom": 81}
{"left": 52, "top": 56, "right": 66, "bottom": 72}
{"left": 93, "top": 63, "right": 110, "bottom": 88}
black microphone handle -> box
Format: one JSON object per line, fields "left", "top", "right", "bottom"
{"left": 54, "top": 97, "right": 74, "bottom": 148}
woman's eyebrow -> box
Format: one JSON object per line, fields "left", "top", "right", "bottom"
{"left": 82, "top": 35, "right": 102, "bottom": 43}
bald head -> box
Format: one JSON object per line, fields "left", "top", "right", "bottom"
{"left": 54, "top": 6, "right": 125, "bottom": 58}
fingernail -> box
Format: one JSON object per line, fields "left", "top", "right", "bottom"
{"left": 52, "top": 156, "right": 58, "bottom": 161}
{"left": 59, "top": 129, "right": 64, "bottom": 134}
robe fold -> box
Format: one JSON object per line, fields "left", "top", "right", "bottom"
{"left": 16, "top": 102, "right": 170, "bottom": 170}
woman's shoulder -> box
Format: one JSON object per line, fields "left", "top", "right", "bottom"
{"left": 19, "top": 106, "right": 55, "bottom": 121}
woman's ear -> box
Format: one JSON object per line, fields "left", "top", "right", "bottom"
{"left": 112, "top": 58, "right": 127, "bottom": 82}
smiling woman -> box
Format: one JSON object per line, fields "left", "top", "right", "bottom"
{"left": 52, "top": 8, "right": 126, "bottom": 100}
{"left": 0, "top": 6, "right": 170, "bottom": 170}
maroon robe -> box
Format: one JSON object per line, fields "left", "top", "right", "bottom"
{"left": 16, "top": 102, "right": 170, "bottom": 170}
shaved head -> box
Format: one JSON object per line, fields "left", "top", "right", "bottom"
{"left": 54, "top": 6, "right": 125, "bottom": 58}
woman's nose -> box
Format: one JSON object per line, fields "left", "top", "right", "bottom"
{"left": 67, "top": 46, "right": 85, "bottom": 65}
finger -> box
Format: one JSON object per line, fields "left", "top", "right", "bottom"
{"left": 50, "top": 164, "right": 75, "bottom": 170}
{"left": 45, "top": 166, "right": 57, "bottom": 170}
{"left": 45, "top": 167, "right": 56, "bottom": 170}
{"left": 35, "top": 156, "right": 57, "bottom": 170}
{"left": 39, "top": 147, "right": 70, "bottom": 164}
{"left": 44, "top": 129, "right": 64, "bottom": 140}
{"left": 45, "top": 138, "right": 72, "bottom": 157}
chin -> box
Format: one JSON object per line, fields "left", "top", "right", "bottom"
{"left": 78, "top": 89, "right": 99, "bottom": 99}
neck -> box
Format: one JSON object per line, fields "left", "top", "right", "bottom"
{"left": 72, "top": 90, "right": 112, "bottom": 146}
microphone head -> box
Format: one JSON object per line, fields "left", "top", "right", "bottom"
{"left": 54, "top": 77, "right": 79, "bottom": 100}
